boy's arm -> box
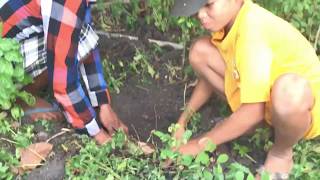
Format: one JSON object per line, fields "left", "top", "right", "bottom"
{"left": 175, "top": 80, "right": 214, "bottom": 139}
{"left": 179, "top": 102, "right": 265, "bottom": 155}
{"left": 78, "top": 6, "right": 110, "bottom": 108}
{"left": 45, "top": 0, "right": 102, "bottom": 136}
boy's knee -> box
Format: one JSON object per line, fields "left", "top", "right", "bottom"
{"left": 189, "top": 37, "right": 215, "bottom": 67}
{"left": 271, "top": 73, "right": 313, "bottom": 116}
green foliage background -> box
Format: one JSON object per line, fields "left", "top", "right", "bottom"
{"left": 255, "top": 0, "right": 320, "bottom": 54}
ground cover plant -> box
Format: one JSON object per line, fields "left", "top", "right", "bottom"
{"left": 0, "top": 0, "right": 320, "bottom": 179}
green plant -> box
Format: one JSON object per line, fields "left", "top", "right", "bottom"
{"left": 109, "top": 0, "right": 141, "bottom": 30}
{"left": 129, "top": 48, "right": 157, "bottom": 83}
{"left": 34, "top": 119, "right": 53, "bottom": 132}
{"left": 66, "top": 124, "right": 259, "bottom": 180}
{"left": 291, "top": 138, "right": 320, "bottom": 179}
{"left": 145, "top": 0, "right": 174, "bottom": 32}
{"left": 255, "top": 0, "right": 320, "bottom": 53}
{"left": 0, "top": 37, "right": 36, "bottom": 178}
{"left": 102, "top": 59, "right": 127, "bottom": 94}
{"left": 249, "top": 128, "right": 272, "bottom": 152}
{"left": 0, "top": 149, "right": 19, "bottom": 180}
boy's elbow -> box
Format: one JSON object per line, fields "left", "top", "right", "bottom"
{"left": 242, "top": 102, "right": 265, "bottom": 121}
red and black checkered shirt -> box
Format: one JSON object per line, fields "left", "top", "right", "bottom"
{"left": 1, "top": 0, "right": 109, "bottom": 136}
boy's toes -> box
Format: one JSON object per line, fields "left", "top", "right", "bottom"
{"left": 261, "top": 148, "right": 293, "bottom": 178}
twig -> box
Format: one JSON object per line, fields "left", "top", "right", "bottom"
{"left": 244, "top": 153, "right": 257, "bottom": 164}
{"left": 19, "top": 163, "right": 44, "bottom": 168}
{"left": 1, "top": 137, "right": 18, "bottom": 144}
{"left": 130, "top": 124, "right": 141, "bottom": 142}
{"left": 148, "top": 39, "right": 183, "bottom": 50}
{"left": 182, "top": 42, "right": 186, "bottom": 66}
{"left": 135, "top": 85, "right": 149, "bottom": 92}
{"left": 314, "top": 24, "right": 320, "bottom": 51}
{"left": 96, "top": 31, "right": 183, "bottom": 50}
{"left": 153, "top": 104, "right": 158, "bottom": 130}
{"left": 97, "top": 31, "right": 138, "bottom": 40}
{"left": 183, "top": 83, "right": 187, "bottom": 106}
{"left": 46, "top": 128, "right": 71, "bottom": 143}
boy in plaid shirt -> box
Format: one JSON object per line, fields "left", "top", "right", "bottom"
{"left": 0, "top": 0, "right": 128, "bottom": 144}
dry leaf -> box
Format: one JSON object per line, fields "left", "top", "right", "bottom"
{"left": 20, "top": 142, "right": 53, "bottom": 171}
{"left": 137, "top": 141, "right": 155, "bottom": 155}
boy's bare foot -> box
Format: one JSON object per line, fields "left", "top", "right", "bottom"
{"left": 94, "top": 129, "right": 112, "bottom": 145}
{"left": 261, "top": 147, "right": 293, "bottom": 178}
{"left": 21, "top": 96, "right": 64, "bottom": 121}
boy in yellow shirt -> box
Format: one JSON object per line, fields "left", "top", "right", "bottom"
{"left": 171, "top": 0, "right": 320, "bottom": 178}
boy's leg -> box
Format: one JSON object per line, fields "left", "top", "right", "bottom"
{"left": 175, "top": 36, "right": 226, "bottom": 138}
{"left": 264, "top": 73, "right": 313, "bottom": 173}
{"left": 20, "top": 70, "right": 63, "bottom": 121}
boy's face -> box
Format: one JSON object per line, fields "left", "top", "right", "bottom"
{"left": 197, "top": 0, "right": 241, "bottom": 32}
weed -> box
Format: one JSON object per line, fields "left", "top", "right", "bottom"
{"left": 291, "top": 138, "right": 320, "bottom": 179}
{"left": 129, "top": 48, "right": 158, "bottom": 83}
{"left": 102, "top": 59, "right": 127, "bottom": 94}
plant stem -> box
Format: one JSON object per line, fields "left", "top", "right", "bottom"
{"left": 314, "top": 24, "right": 320, "bottom": 51}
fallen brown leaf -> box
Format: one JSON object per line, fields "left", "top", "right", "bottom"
{"left": 20, "top": 142, "right": 53, "bottom": 171}
{"left": 137, "top": 141, "right": 155, "bottom": 155}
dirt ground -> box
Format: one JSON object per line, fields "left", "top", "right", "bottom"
{"left": 24, "top": 29, "right": 229, "bottom": 179}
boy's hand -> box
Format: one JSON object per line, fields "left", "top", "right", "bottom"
{"left": 99, "top": 104, "right": 129, "bottom": 135}
{"left": 172, "top": 122, "right": 186, "bottom": 141}
{"left": 94, "top": 129, "right": 112, "bottom": 145}
{"left": 178, "top": 138, "right": 204, "bottom": 156}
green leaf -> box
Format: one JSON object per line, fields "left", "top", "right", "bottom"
{"left": 160, "top": 149, "right": 175, "bottom": 159}
{"left": 5, "top": 51, "right": 23, "bottom": 62}
{"left": 182, "top": 130, "right": 192, "bottom": 142}
{"left": 246, "top": 173, "right": 255, "bottom": 180}
{"left": 217, "top": 154, "right": 229, "bottom": 164}
{"left": 0, "top": 112, "right": 7, "bottom": 120}
{"left": 235, "top": 171, "right": 245, "bottom": 180}
{"left": 261, "top": 171, "right": 270, "bottom": 180}
{"left": 195, "top": 152, "right": 210, "bottom": 166}
{"left": 205, "top": 141, "right": 216, "bottom": 152}
{"left": 147, "top": 65, "right": 155, "bottom": 78}
{"left": 14, "top": 134, "right": 31, "bottom": 148}
{"left": 0, "top": 39, "right": 14, "bottom": 52}
{"left": 0, "top": 60, "right": 13, "bottom": 76}
{"left": 0, "top": 100, "right": 11, "bottom": 110}
{"left": 203, "top": 170, "right": 213, "bottom": 180}
{"left": 17, "top": 91, "right": 35, "bottom": 106}
{"left": 312, "top": 145, "right": 320, "bottom": 153}
{"left": 13, "top": 66, "right": 25, "bottom": 81}
{"left": 11, "top": 106, "right": 24, "bottom": 120}
{"left": 180, "top": 155, "right": 193, "bottom": 166}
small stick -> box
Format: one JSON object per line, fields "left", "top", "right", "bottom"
{"left": 19, "top": 163, "right": 44, "bottom": 168}
{"left": 148, "top": 39, "right": 183, "bottom": 50}
{"left": 46, "top": 128, "right": 72, "bottom": 143}
{"left": 96, "top": 31, "right": 183, "bottom": 50}
{"left": 135, "top": 85, "right": 149, "bottom": 92}
{"left": 1, "top": 137, "right": 18, "bottom": 145}
{"left": 96, "top": 31, "right": 138, "bottom": 41}
{"left": 153, "top": 104, "right": 158, "bottom": 130}
{"left": 183, "top": 83, "right": 187, "bottom": 106}
{"left": 245, "top": 154, "right": 257, "bottom": 164}
{"left": 130, "top": 124, "right": 141, "bottom": 142}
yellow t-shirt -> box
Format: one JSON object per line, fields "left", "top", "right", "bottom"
{"left": 211, "top": 0, "right": 320, "bottom": 139}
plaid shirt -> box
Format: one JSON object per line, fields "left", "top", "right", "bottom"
{"left": 1, "top": 0, "right": 109, "bottom": 136}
